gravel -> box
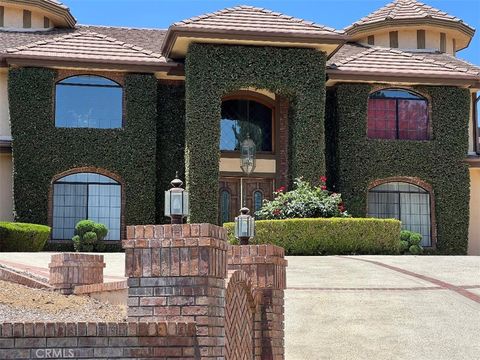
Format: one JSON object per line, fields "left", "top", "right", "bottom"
{"left": 0, "top": 280, "right": 127, "bottom": 322}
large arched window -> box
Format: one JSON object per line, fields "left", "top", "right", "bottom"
{"left": 368, "top": 181, "right": 431, "bottom": 246}
{"left": 52, "top": 172, "right": 121, "bottom": 241}
{"left": 368, "top": 89, "right": 429, "bottom": 140}
{"left": 220, "top": 98, "right": 273, "bottom": 152}
{"left": 55, "top": 75, "right": 123, "bottom": 128}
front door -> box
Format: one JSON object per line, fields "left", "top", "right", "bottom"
{"left": 219, "top": 177, "right": 275, "bottom": 223}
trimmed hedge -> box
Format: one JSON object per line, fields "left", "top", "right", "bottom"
{"left": 0, "top": 222, "right": 50, "bottom": 252}
{"left": 224, "top": 218, "right": 401, "bottom": 255}
{"left": 185, "top": 44, "right": 326, "bottom": 224}
{"left": 9, "top": 68, "right": 158, "bottom": 229}
{"left": 156, "top": 82, "right": 186, "bottom": 224}
{"left": 326, "top": 84, "right": 470, "bottom": 254}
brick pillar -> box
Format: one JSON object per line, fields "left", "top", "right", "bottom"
{"left": 228, "top": 245, "right": 287, "bottom": 360}
{"left": 48, "top": 253, "right": 105, "bottom": 294}
{"left": 123, "top": 223, "right": 228, "bottom": 359}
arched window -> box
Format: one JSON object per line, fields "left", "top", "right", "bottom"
{"left": 368, "top": 89, "right": 429, "bottom": 140}
{"left": 220, "top": 190, "right": 231, "bottom": 224}
{"left": 55, "top": 75, "right": 123, "bottom": 128}
{"left": 253, "top": 190, "right": 263, "bottom": 214}
{"left": 368, "top": 181, "right": 431, "bottom": 246}
{"left": 220, "top": 98, "right": 273, "bottom": 152}
{"left": 52, "top": 172, "right": 121, "bottom": 241}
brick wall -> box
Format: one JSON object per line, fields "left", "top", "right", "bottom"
{"left": 49, "top": 253, "right": 105, "bottom": 294}
{"left": 0, "top": 321, "right": 197, "bottom": 359}
{"left": 123, "top": 223, "right": 228, "bottom": 359}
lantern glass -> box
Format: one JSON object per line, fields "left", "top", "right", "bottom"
{"left": 234, "top": 215, "right": 255, "bottom": 238}
{"left": 171, "top": 192, "right": 183, "bottom": 215}
{"left": 240, "top": 137, "right": 256, "bottom": 175}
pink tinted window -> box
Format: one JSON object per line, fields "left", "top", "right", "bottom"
{"left": 398, "top": 100, "right": 428, "bottom": 140}
{"left": 368, "top": 89, "right": 429, "bottom": 140}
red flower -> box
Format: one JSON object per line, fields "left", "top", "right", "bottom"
{"left": 320, "top": 176, "right": 327, "bottom": 183}
{"left": 276, "top": 186, "right": 286, "bottom": 193}
{"left": 338, "top": 203, "right": 346, "bottom": 212}
{"left": 321, "top": 185, "right": 327, "bottom": 190}
{"left": 273, "top": 209, "right": 281, "bottom": 216}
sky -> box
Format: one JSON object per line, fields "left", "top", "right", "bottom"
{"left": 62, "top": 0, "right": 480, "bottom": 64}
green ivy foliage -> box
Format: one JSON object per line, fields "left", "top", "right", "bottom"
{"left": 9, "top": 67, "right": 158, "bottom": 230}
{"left": 326, "top": 83, "right": 470, "bottom": 254}
{"left": 185, "top": 44, "right": 326, "bottom": 223}
{"left": 224, "top": 218, "right": 401, "bottom": 255}
{"left": 156, "top": 82, "right": 186, "bottom": 224}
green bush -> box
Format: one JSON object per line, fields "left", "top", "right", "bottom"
{"left": 72, "top": 220, "right": 108, "bottom": 252}
{"left": 400, "top": 230, "right": 424, "bottom": 255}
{"left": 0, "top": 222, "right": 50, "bottom": 252}
{"left": 256, "top": 177, "right": 349, "bottom": 220}
{"left": 224, "top": 218, "right": 401, "bottom": 255}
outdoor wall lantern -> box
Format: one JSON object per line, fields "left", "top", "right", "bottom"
{"left": 234, "top": 207, "right": 255, "bottom": 245}
{"left": 165, "top": 172, "right": 189, "bottom": 224}
{"left": 240, "top": 134, "right": 256, "bottom": 175}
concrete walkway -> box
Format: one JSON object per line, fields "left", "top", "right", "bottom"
{"left": 0, "top": 254, "right": 479, "bottom": 359}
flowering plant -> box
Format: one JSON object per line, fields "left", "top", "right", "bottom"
{"left": 255, "top": 177, "right": 349, "bottom": 220}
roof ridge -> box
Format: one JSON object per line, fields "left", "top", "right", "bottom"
{"left": 78, "top": 24, "right": 167, "bottom": 32}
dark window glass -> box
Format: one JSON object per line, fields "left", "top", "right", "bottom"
{"left": 220, "top": 99, "right": 273, "bottom": 152}
{"left": 367, "top": 35, "right": 375, "bottom": 45}
{"left": 52, "top": 173, "right": 121, "bottom": 241}
{"left": 389, "top": 31, "right": 398, "bottom": 48}
{"left": 476, "top": 95, "right": 480, "bottom": 154}
{"left": 417, "top": 30, "right": 425, "bottom": 49}
{"left": 0, "top": 7, "right": 4, "bottom": 27}
{"left": 253, "top": 191, "right": 263, "bottom": 214}
{"left": 55, "top": 75, "right": 122, "bottom": 128}
{"left": 368, "top": 89, "right": 429, "bottom": 140}
{"left": 23, "top": 10, "right": 31, "bottom": 28}
{"left": 368, "top": 182, "right": 431, "bottom": 247}
{"left": 440, "top": 33, "right": 446, "bottom": 53}
{"left": 220, "top": 190, "right": 230, "bottom": 224}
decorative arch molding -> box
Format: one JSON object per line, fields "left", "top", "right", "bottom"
{"left": 222, "top": 90, "right": 276, "bottom": 109}
{"left": 367, "top": 176, "right": 436, "bottom": 247}
{"left": 48, "top": 166, "right": 126, "bottom": 242}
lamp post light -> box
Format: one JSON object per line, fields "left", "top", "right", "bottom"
{"left": 234, "top": 207, "right": 255, "bottom": 245}
{"left": 240, "top": 134, "right": 256, "bottom": 176}
{"left": 165, "top": 172, "right": 189, "bottom": 224}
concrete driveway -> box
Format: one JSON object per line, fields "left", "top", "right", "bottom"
{"left": 286, "top": 256, "right": 480, "bottom": 360}
{"left": 0, "top": 253, "right": 479, "bottom": 359}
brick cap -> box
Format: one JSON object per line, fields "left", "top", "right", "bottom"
{"left": 49, "top": 253, "right": 106, "bottom": 268}
{"left": 228, "top": 245, "right": 288, "bottom": 266}
{"left": 0, "top": 321, "right": 196, "bottom": 337}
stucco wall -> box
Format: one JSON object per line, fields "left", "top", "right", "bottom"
{"left": 469, "top": 168, "right": 480, "bottom": 255}
{"left": 2, "top": 5, "right": 49, "bottom": 30}
{"left": 0, "top": 153, "right": 13, "bottom": 221}
{"left": 0, "top": 70, "right": 10, "bottom": 137}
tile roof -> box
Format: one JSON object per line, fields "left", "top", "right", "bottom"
{"left": 173, "top": 5, "right": 343, "bottom": 36}
{"left": 5, "top": 31, "right": 169, "bottom": 65}
{"left": 328, "top": 43, "right": 480, "bottom": 79}
{"left": 345, "top": 0, "right": 474, "bottom": 34}
{"left": 0, "top": 25, "right": 167, "bottom": 56}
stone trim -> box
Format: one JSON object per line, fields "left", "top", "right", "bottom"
{"left": 367, "top": 176, "right": 437, "bottom": 248}
{"left": 73, "top": 280, "right": 128, "bottom": 295}
{"left": 47, "top": 166, "right": 126, "bottom": 242}
{"left": 0, "top": 267, "right": 50, "bottom": 289}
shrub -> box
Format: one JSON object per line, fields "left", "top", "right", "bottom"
{"left": 72, "top": 220, "right": 108, "bottom": 252}
{"left": 255, "top": 177, "right": 348, "bottom": 220}
{"left": 0, "top": 222, "right": 50, "bottom": 252}
{"left": 224, "top": 218, "right": 401, "bottom": 255}
{"left": 399, "top": 230, "right": 424, "bottom": 255}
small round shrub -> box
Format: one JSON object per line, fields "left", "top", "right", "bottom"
{"left": 72, "top": 220, "right": 108, "bottom": 252}
{"left": 409, "top": 244, "right": 423, "bottom": 255}
{"left": 409, "top": 233, "right": 422, "bottom": 246}
{"left": 400, "top": 230, "right": 412, "bottom": 242}
{"left": 400, "top": 240, "right": 409, "bottom": 252}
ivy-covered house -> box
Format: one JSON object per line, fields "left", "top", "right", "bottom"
{"left": 0, "top": 0, "right": 479, "bottom": 254}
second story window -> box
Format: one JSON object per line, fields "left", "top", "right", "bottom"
{"left": 368, "top": 89, "right": 429, "bottom": 140}
{"left": 55, "top": 75, "right": 123, "bottom": 129}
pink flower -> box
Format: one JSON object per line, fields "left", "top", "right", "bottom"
{"left": 320, "top": 176, "right": 327, "bottom": 183}
{"left": 273, "top": 209, "right": 281, "bottom": 216}
{"left": 321, "top": 185, "right": 327, "bottom": 191}
{"left": 338, "top": 203, "right": 346, "bottom": 212}
{"left": 276, "top": 186, "right": 286, "bottom": 193}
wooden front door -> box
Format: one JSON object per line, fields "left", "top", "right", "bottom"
{"left": 219, "top": 177, "right": 275, "bottom": 223}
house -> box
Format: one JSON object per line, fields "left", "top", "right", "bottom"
{"left": 0, "top": 0, "right": 478, "bottom": 254}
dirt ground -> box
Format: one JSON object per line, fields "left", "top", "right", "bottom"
{"left": 0, "top": 280, "right": 126, "bottom": 322}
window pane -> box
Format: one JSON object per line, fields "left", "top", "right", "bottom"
{"left": 400, "top": 192, "right": 431, "bottom": 246}
{"left": 220, "top": 99, "right": 272, "bottom": 152}
{"left": 52, "top": 183, "right": 87, "bottom": 240}
{"left": 398, "top": 100, "right": 428, "bottom": 140}
{"left": 254, "top": 191, "right": 263, "bottom": 214}
{"left": 367, "top": 99, "right": 397, "bottom": 139}
{"left": 220, "top": 190, "right": 230, "bottom": 224}
{"left": 55, "top": 76, "right": 122, "bottom": 129}
{"left": 370, "top": 89, "right": 422, "bottom": 100}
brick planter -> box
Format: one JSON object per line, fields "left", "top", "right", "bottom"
{"left": 49, "top": 253, "right": 105, "bottom": 295}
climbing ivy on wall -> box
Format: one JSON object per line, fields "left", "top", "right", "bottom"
{"left": 9, "top": 67, "right": 158, "bottom": 231}
{"left": 185, "top": 44, "right": 326, "bottom": 224}
{"left": 326, "top": 83, "right": 470, "bottom": 254}
{"left": 156, "top": 82, "right": 186, "bottom": 224}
